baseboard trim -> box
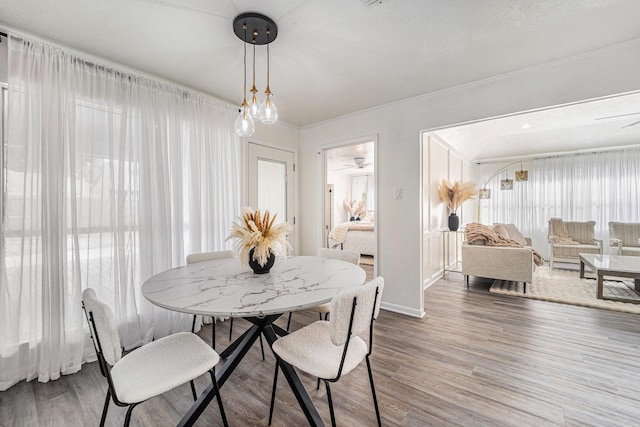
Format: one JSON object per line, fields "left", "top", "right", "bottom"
{"left": 381, "top": 301, "right": 425, "bottom": 318}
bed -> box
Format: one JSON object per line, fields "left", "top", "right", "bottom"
{"left": 328, "top": 220, "right": 375, "bottom": 256}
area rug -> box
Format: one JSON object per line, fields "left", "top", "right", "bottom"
{"left": 490, "top": 267, "right": 640, "bottom": 314}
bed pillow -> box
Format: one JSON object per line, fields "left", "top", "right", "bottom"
{"left": 492, "top": 224, "right": 510, "bottom": 240}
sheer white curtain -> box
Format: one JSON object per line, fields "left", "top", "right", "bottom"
{"left": 478, "top": 149, "right": 640, "bottom": 259}
{"left": 0, "top": 36, "right": 240, "bottom": 390}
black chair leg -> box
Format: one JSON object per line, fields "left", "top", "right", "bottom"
{"left": 316, "top": 377, "right": 320, "bottom": 390}
{"left": 286, "top": 312, "right": 292, "bottom": 331}
{"left": 318, "top": 312, "right": 323, "bottom": 321}
{"left": 99, "top": 390, "right": 110, "bottom": 427}
{"left": 229, "top": 318, "right": 234, "bottom": 341}
{"left": 191, "top": 315, "right": 197, "bottom": 333}
{"left": 268, "top": 361, "right": 280, "bottom": 425}
{"left": 209, "top": 370, "right": 228, "bottom": 427}
{"left": 123, "top": 403, "right": 139, "bottom": 427}
{"left": 325, "top": 380, "right": 337, "bottom": 427}
{"left": 189, "top": 380, "right": 197, "bottom": 401}
{"left": 366, "top": 356, "right": 382, "bottom": 427}
{"left": 259, "top": 334, "right": 265, "bottom": 360}
{"left": 212, "top": 319, "right": 217, "bottom": 349}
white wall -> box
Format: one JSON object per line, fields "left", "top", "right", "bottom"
{"left": 298, "top": 39, "right": 640, "bottom": 318}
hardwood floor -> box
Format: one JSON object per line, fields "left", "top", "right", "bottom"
{"left": 2, "top": 273, "right": 640, "bottom": 426}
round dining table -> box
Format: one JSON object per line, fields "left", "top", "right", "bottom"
{"left": 142, "top": 255, "right": 366, "bottom": 427}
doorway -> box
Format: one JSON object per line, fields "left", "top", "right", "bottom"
{"left": 247, "top": 142, "right": 297, "bottom": 253}
{"left": 323, "top": 140, "right": 376, "bottom": 279}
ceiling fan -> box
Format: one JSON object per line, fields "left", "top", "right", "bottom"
{"left": 336, "top": 157, "right": 372, "bottom": 171}
{"left": 594, "top": 112, "right": 640, "bottom": 128}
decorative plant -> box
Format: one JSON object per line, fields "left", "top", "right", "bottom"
{"left": 437, "top": 180, "right": 478, "bottom": 213}
{"left": 343, "top": 199, "right": 366, "bottom": 220}
{"left": 226, "top": 208, "right": 292, "bottom": 267}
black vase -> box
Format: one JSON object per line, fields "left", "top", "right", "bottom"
{"left": 448, "top": 212, "right": 459, "bottom": 231}
{"left": 248, "top": 248, "right": 275, "bottom": 274}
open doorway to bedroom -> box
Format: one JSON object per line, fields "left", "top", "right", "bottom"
{"left": 323, "top": 140, "right": 376, "bottom": 281}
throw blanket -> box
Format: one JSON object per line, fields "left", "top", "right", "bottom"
{"left": 548, "top": 218, "right": 579, "bottom": 244}
{"left": 465, "top": 223, "right": 544, "bottom": 266}
{"left": 329, "top": 221, "right": 374, "bottom": 243}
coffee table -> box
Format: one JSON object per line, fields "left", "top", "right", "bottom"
{"left": 579, "top": 253, "right": 640, "bottom": 304}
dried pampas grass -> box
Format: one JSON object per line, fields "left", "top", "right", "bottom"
{"left": 226, "top": 208, "right": 292, "bottom": 267}
{"left": 438, "top": 180, "right": 478, "bottom": 212}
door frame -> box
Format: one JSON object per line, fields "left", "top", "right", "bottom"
{"left": 244, "top": 138, "right": 298, "bottom": 255}
{"left": 321, "top": 134, "right": 378, "bottom": 276}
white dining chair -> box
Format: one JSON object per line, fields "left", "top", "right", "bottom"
{"left": 187, "top": 250, "right": 265, "bottom": 360}
{"left": 82, "top": 288, "right": 228, "bottom": 427}
{"left": 269, "top": 277, "right": 384, "bottom": 427}
{"left": 286, "top": 248, "right": 361, "bottom": 330}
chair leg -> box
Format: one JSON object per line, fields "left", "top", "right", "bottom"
{"left": 191, "top": 315, "right": 197, "bottom": 333}
{"left": 209, "top": 370, "right": 228, "bottom": 427}
{"left": 99, "top": 390, "right": 111, "bottom": 427}
{"left": 366, "top": 356, "right": 382, "bottom": 427}
{"left": 286, "top": 312, "right": 292, "bottom": 331}
{"left": 318, "top": 312, "right": 323, "bottom": 321}
{"left": 229, "top": 318, "right": 234, "bottom": 341}
{"left": 212, "top": 320, "right": 216, "bottom": 350}
{"left": 189, "top": 380, "right": 197, "bottom": 401}
{"left": 259, "top": 334, "right": 265, "bottom": 361}
{"left": 123, "top": 403, "right": 139, "bottom": 427}
{"left": 268, "top": 360, "right": 280, "bottom": 426}
{"left": 324, "top": 380, "right": 337, "bottom": 427}
{"left": 316, "top": 377, "right": 320, "bottom": 390}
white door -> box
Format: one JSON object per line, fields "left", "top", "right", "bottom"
{"left": 247, "top": 143, "right": 296, "bottom": 253}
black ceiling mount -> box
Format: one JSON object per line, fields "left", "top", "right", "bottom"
{"left": 233, "top": 12, "right": 278, "bottom": 45}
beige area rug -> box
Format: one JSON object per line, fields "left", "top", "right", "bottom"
{"left": 490, "top": 267, "right": 640, "bottom": 314}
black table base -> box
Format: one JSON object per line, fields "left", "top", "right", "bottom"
{"left": 177, "top": 314, "right": 324, "bottom": 427}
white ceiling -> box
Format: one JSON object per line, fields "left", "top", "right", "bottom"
{"left": 2, "top": 0, "right": 640, "bottom": 130}
{"left": 433, "top": 91, "right": 640, "bottom": 161}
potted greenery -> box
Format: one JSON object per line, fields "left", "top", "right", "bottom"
{"left": 437, "top": 180, "right": 478, "bottom": 231}
{"left": 226, "top": 208, "right": 292, "bottom": 274}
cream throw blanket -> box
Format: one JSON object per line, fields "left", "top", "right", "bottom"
{"left": 548, "top": 218, "right": 579, "bottom": 244}
{"left": 465, "top": 223, "right": 544, "bottom": 266}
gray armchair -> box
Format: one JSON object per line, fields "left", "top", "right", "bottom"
{"left": 609, "top": 222, "right": 640, "bottom": 256}
{"left": 548, "top": 219, "right": 602, "bottom": 268}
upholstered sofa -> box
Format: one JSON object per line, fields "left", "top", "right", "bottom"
{"left": 609, "top": 222, "right": 640, "bottom": 256}
{"left": 548, "top": 219, "right": 602, "bottom": 269}
{"left": 462, "top": 223, "right": 538, "bottom": 292}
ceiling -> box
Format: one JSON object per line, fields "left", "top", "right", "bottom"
{"left": 2, "top": 0, "right": 640, "bottom": 129}
{"left": 327, "top": 142, "right": 374, "bottom": 176}
{"left": 433, "top": 91, "right": 640, "bottom": 161}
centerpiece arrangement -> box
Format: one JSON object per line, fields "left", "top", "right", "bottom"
{"left": 437, "top": 180, "right": 478, "bottom": 231}
{"left": 226, "top": 207, "right": 292, "bottom": 274}
{"left": 344, "top": 199, "right": 366, "bottom": 221}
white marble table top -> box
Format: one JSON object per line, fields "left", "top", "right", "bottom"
{"left": 142, "top": 256, "right": 366, "bottom": 318}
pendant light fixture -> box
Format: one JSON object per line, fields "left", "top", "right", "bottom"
{"left": 258, "top": 28, "right": 278, "bottom": 124}
{"left": 249, "top": 40, "right": 260, "bottom": 119}
{"left": 233, "top": 13, "right": 278, "bottom": 136}
{"left": 233, "top": 23, "right": 255, "bottom": 137}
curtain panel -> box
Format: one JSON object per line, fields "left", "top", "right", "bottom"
{"left": 0, "top": 36, "right": 241, "bottom": 390}
{"left": 478, "top": 149, "right": 640, "bottom": 259}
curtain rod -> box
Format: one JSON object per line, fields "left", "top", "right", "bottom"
{"left": 475, "top": 143, "right": 640, "bottom": 165}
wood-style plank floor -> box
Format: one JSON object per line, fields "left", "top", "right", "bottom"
{"left": 2, "top": 273, "right": 640, "bottom": 426}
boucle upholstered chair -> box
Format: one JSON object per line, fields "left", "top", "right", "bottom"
{"left": 313, "top": 248, "right": 361, "bottom": 320}
{"left": 187, "top": 250, "right": 265, "bottom": 360}
{"left": 548, "top": 219, "right": 603, "bottom": 269}
{"left": 269, "top": 277, "right": 384, "bottom": 427}
{"left": 82, "top": 288, "right": 227, "bottom": 427}
{"left": 609, "top": 222, "right": 640, "bottom": 256}
{"left": 286, "top": 248, "right": 361, "bottom": 331}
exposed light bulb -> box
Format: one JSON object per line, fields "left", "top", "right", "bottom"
{"left": 249, "top": 91, "right": 261, "bottom": 119}
{"left": 259, "top": 92, "right": 278, "bottom": 124}
{"left": 235, "top": 102, "right": 255, "bottom": 137}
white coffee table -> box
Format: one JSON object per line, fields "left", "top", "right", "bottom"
{"left": 579, "top": 253, "right": 640, "bottom": 303}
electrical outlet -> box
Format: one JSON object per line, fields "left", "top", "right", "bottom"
{"left": 395, "top": 188, "right": 402, "bottom": 199}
